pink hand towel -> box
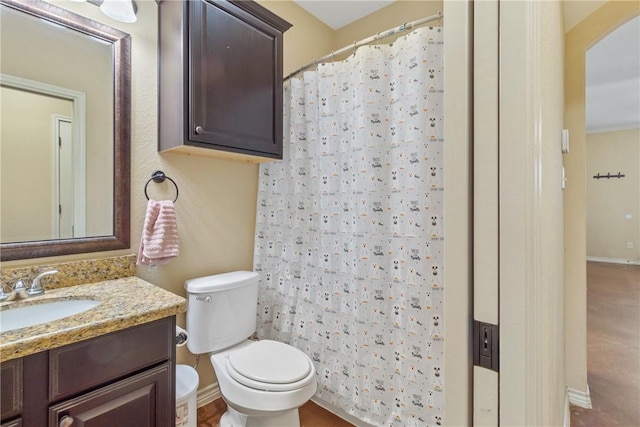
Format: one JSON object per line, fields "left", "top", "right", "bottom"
{"left": 137, "top": 199, "right": 180, "bottom": 265}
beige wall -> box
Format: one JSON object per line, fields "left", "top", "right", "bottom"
{"left": 563, "top": 0, "right": 608, "bottom": 32}
{"left": 564, "top": 0, "right": 640, "bottom": 394}
{"left": 0, "top": 87, "right": 72, "bottom": 241}
{"left": 586, "top": 129, "right": 640, "bottom": 261}
{"left": 256, "top": 1, "right": 334, "bottom": 76}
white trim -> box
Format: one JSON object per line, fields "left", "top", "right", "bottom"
{"left": 587, "top": 123, "right": 640, "bottom": 134}
{"left": 473, "top": 2, "right": 501, "bottom": 424}
{"left": 196, "top": 382, "right": 221, "bottom": 408}
{"left": 568, "top": 386, "right": 592, "bottom": 409}
{"left": 443, "top": 1, "right": 473, "bottom": 425}
{"left": 499, "top": 0, "right": 543, "bottom": 425}
{"left": 587, "top": 256, "right": 640, "bottom": 265}
{"left": 52, "top": 117, "right": 62, "bottom": 238}
{"left": 564, "top": 391, "right": 571, "bottom": 427}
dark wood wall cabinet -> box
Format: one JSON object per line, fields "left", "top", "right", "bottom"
{"left": 158, "top": 0, "right": 292, "bottom": 161}
{"left": 0, "top": 317, "right": 176, "bottom": 427}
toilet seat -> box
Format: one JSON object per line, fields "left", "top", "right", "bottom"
{"left": 226, "top": 340, "right": 314, "bottom": 392}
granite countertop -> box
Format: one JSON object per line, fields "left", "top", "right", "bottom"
{"left": 0, "top": 277, "right": 186, "bottom": 362}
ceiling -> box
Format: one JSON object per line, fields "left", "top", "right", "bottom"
{"left": 294, "top": 1, "right": 639, "bottom": 134}
{"left": 293, "top": 0, "right": 394, "bottom": 30}
{"left": 586, "top": 16, "right": 640, "bottom": 133}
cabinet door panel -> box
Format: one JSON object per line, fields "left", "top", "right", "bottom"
{"left": 190, "top": 0, "right": 282, "bottom": 157}
{"left": 0, "top": 359, "right": 22, "bottom": 421}
{"left": 49, "top": 363, "right": 171, "bottom": 427}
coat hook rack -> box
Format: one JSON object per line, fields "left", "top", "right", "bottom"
{"left": 592, "top": 172, "right": 625, "bottom": 180}
{"left": 144, "top": 170, "right": 179, "bottom": 202}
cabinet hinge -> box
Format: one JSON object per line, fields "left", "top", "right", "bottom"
{"left": 473, "top": 320, "right": 499, "bottom": 372}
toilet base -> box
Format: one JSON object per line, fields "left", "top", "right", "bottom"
{"left": 219, "top": 404, "right": 301, "bottom": 427}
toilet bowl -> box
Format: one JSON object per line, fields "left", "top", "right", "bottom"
{"left": 211, "top": 340, "right": 317, "bottom": 427}
{"left": 184, "top": 271, "right": 318, "bottom": 427}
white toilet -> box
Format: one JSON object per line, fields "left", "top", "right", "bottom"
{"left": 185, "top": 271, "right": 317, "bottom": 427}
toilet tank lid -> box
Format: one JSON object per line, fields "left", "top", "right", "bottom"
{"left": 185, "top": 271, "right": 258, "bottom": 293}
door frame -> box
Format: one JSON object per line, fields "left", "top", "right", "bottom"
{"left": 443, "top": 1, "right": 473, "bottom": 425}
{"left": 498, "top": 1, "right": 543, "bottom": 423}
{"left": 473, "top": 1, "right": 563, "bottom": 425}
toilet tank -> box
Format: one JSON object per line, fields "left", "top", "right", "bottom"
{"left": 185, "top": 271, "right": 259, "bottom": 354}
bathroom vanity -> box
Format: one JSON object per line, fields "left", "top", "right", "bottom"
{"left": 0, "top": 275, "right": 186, "bottom": 427}
{"left": 1, "top": 319, "right": 173, "bottom": 426}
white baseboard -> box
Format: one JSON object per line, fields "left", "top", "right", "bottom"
{"left": 568, "top": 386, "right": 592, "bottom": 409}
{"left": 197, "top": 382, "right": 221, "bottom": 408}
{"left": 587, "top": 256, "right": 640, "bottom": 266}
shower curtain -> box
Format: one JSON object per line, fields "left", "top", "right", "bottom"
{"left": 254, "top": 26, "right": 444, "bottom": 426}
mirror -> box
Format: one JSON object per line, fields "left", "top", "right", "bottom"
{"left": 0, "top": 0, "right": 130, "bottom": 261}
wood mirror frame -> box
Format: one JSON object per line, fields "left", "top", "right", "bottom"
{"left": 0, "top": 0, "right": 130, "bottom": 261}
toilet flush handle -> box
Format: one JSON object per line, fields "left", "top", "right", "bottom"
{"left": 196, "top": 296, "right": 212, "bottom": 302}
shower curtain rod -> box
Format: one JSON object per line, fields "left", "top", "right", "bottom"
{"left": 283, "top": 11, "right": 443, "bottom": 81}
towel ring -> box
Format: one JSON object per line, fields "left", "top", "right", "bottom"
{"left": 144, "top": 170, "right": 179, "bottom": 203}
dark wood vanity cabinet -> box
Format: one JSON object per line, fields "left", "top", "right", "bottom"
{"left": 158, "top": 0, "right": 291, "bottom": 160}
{"left": 0, "top": 317, "right": 176, "bottom": 427}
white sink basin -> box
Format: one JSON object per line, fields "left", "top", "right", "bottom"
{"left": 0, "top": 299, "right": 100, "bottom": 333}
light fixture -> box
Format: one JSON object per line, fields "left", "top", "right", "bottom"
{"left": 100, "top": 0, "right": 137, "bottom": 24}
{"left": 71, "top": 0, "right": 137, "bottom": 24}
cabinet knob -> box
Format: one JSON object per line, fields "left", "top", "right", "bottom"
{"left": 59, "top": 415, "right": 74, "bottom": 427}
{"left": 194, "top": 125, "right": 204, "bottom": 134}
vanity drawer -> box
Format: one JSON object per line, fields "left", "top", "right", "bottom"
{"left": 49, "top": 318, "right": 173, "bottom": 401}
{"left": 0, "top": 358, "right": 22, "bottom": 421}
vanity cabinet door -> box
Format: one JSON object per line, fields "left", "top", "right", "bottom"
{"left": 0, "top": 418, "right": 21, "bottom": 427}
{"left": 0, "top": 359, "right": 22, "bottom": 422}
{"left": 48, "top": 363, "right": 172, "bottom": 427}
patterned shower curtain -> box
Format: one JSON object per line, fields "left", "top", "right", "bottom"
{"left": 254, "top": 26, "right": 444, "bottom": 427}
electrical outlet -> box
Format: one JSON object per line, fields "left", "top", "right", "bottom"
{"left": 628, "top": 242, "right": 634, "bottom": 249}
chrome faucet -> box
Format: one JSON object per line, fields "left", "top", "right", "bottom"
{"left": 27, "top": 270, "right": 59, "bottom": 297}
{"left": 0, "top": 270, "right": 58, "bottom": 302}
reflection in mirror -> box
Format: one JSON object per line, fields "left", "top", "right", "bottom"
{"left": 0, "top": 0, "right": 130, "bottom": 261}
{"left": 1, "top": 74, "right": 92, "bottom": 242}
